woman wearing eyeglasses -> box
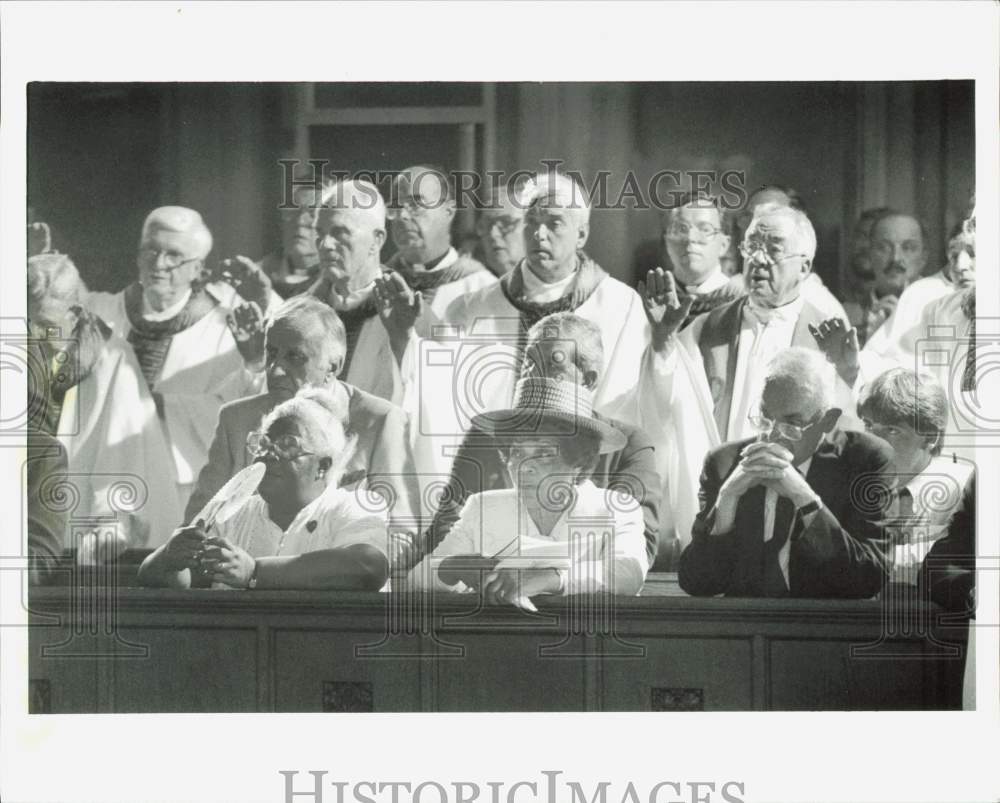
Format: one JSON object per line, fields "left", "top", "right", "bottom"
{"left": 404, "top": 377, "right": 648, "bottom": 610}
{"left": 138, "top": 388, "right": 390, "bottom": 591}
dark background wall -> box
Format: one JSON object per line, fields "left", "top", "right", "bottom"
{"left": 28, "top": 81, "right": 974, "bottom": 294}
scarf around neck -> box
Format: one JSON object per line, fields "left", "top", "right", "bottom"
{"left": 500, "top": 252, "right": 608, "bottom": 329}
{"left": 123, "top": 282, "right": 217, "bottom": 388}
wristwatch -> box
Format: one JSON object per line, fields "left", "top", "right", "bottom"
{"left": 796, "top": 497, "right": 823, "bottom": 517}
{"left": 247, "top": 561, "right": 259, "bottom": 590}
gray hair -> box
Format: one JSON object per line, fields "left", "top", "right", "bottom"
{"left": 28, "top": 253, "right": 85, "bottom": 324}
{"left": 267, "top": 295, "right": 346, "bottom": 367}
{"left": 747, "top": 202, "right": 817, "bottom": 261}
{"left": 517, "top": 172, "right": 591, "bottom": 224}
{"left": 140, "top": 206, "right": 213, "bottom": 259}
{"left": 318, "top": 178, "right": 387, "bottom": 230}
{"left": 261, "top": 387, "right": 355, "bottom": 481}
{"left": 858, "top": 368, "right": 947, "bottom": 455}
{"left": 526, "top": 312, "right": 604, "bottom": 379}
{"left": 762, "top": 347, "right": 834, "bottom": 412}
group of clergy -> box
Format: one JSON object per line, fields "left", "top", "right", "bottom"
{"left": 25, "top": 166, "right": 979, "bottom": 612}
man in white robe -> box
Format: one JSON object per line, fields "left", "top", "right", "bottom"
{"left": 27, "top": 252, "right": 180, "bottom": 552}
{"left": 376, "top": 171, "right": 715, "bottom": 541}
{"left": 85, "top": 207, "right": 248, "bottom": 515}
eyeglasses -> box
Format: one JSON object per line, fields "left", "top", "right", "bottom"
{"left": 666, "top": 221, "right": 723, "bottom": 241}
{"left": 138, "top": 247, "right": 202, "bottom": 271}
{"left": 739, "top": 240, "right": 807, "bottom": 265}
{"left": 246, "top": 431, "right": 315, "bottom": 461}
{"left": 747, "top": 411, "right": 820, "bottom": 442}
{"left": 477, "top": 216, "right": 523, "bottom": 236}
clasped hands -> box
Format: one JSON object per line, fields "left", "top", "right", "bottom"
{"left": 163, "top": 521, "right": 256, "bottom": 589}
{"left": 714, "top": 441, "right": 819, "bottom": 531}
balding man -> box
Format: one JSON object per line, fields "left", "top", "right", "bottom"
{"left": 383, "top": 165, "right": 496, "bottom": 339}
{"left": 185, "top": 295, "right": 419, "bottom": 558}
{"left": 305, "top": 179, "right": 399, "bottom": 402}
{"left": 378, "top": 171, "right": 712, "bottom": 542}
{"left": 679, "top": 348, "right": 893, "bottom": 599}
{"left": 473, "top": 182, "right": 526, "bottom": 278}
{"left": 86, "top": 207, "right": 246, "bottom": 512}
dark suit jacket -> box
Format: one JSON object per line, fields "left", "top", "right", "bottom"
{"left": 422, "top": 413, "right": 662, "bottom": 569}
{"left": 26, "top": 432, "right": 68, "bottom": 584}
{"left": 919, "top": 473, "right": 976, "bottom": 613}
{"left": 679, "top": 430, "right": 893, "bottom": 599}
{"left": 692, "top": 296, "right": 833, "bottom": 437}
{"left": 184, "top": 383, "right": 419, "bottom": 529}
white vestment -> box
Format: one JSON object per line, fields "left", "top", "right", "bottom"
{"left": 87, "top": 289, "right": 246, "bottom": 513}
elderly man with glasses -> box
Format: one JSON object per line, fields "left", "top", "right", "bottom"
{"left": 679, "top": 348, "right": 893, "bottom": 599}
{"left": 85, "top": 207, "right": 258, "bottom": 516}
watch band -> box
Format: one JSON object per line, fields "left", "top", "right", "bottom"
{"left": 797, "top": 497, "right": 823, "bottom": 517}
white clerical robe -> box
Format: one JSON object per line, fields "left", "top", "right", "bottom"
{"left": 396, "top": 268, "right": 715, "bottom": 538}
{"left": 864, "top": 270, "right": 954, "bottom": 362}
{"left": 86, "top": 290, "right": 246, "bottom": 513}
{"left": 55, "top": 336, "right": 182, "bottom": 548}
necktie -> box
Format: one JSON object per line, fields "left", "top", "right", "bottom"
{"left": 762, "top": 495, "right": 794, "bottom": 596}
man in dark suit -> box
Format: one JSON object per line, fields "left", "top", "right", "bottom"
{"left": 919, "top": 472, "right": 976, "bottom": 614}
{"left": 422, "top": 312, "right": 663, "bottom": 570}
{"left": 679, "top": 347, "right": 893, "bottom": 598}
{"left": 185, "top": 296, "right": 418, "bottom": 551}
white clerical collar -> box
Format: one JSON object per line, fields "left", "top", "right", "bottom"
{"left": 404, "top": 247, "right": 458, "bottom": 273}
{"left": 521, "top": 262, "right": 578, "bottom": 303}
{"left": 744, "top": 294, "right": 804, "bottom": 327}
{"left": 686, "top": 266, "right": 728, "bottom": 295}
{"left": 142, "top": 288, "right": 192, "bottom": 322}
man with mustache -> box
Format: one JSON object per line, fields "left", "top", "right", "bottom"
{"left": 184, "top": 295, "right": 418, "bottom": 559}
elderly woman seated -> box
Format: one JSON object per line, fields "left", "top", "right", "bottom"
{"left": 406, "top": 377, "right": 648, "bottom": 609}
{"left": 138, "top": 388, "right": 389, "bottom": 590}
{"left": 857, "top": 368, "right": 974, "bottom": 586}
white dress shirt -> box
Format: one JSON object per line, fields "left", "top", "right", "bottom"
{"left": 727, "top": 296, "right": 805, "bottom": 441}
{"left": 762, "top": 456, "right": 812, "bottom": 589}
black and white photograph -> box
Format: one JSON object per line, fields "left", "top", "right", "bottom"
{"left": 1, "top": 3, "right": 998, "bottom": 803}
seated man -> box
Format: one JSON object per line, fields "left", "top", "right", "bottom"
{"left": 139, "top": 388, "right": 389, "bottom": 591}
{"left": 679, "top": 348, "right": 893, "bottom": 598}
{"left": 406, "top": 377, "right": 648, "bottom": 608}
{"left": 857, "top": 368, "right": 974, "bottom": 586}
{"left": 424, "top": 312, "right": 662, "bottom": 570}
{"left": 185, "top": 295, "right": 419, "bottom": 557}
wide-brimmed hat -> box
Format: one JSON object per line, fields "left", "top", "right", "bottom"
{"left": 471, "top": 377, "right": 626, "bottom": 454}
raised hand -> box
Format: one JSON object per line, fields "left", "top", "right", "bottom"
{"left": 808, "top": 317, "right": 860, "bottom": 386}
{"left": 373, "top": 272, "right": 423, "bottom": 362}
{"left": 226, "top": 300, "right": 266, "bottom": 369}
{"left": 215, "top": 256, "right": 273, "bottom": 311}
{"left": 638, "top": 267, "right": 695, "bottom": 352}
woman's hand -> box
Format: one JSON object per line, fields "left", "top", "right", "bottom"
{"left": 161, "top": 522, "right": 208, "bottom": 571}
{"left": 481, "top": 568, "right": 561, "bottom": 612}
{"left": 199, "top": 536, "right": 256, "bottom": 588}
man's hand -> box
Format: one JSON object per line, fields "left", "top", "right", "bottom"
{"left": 226, "top": 300, "right": 266, "bottom": 370}
{"left": 482, "top": 568, "right": 560, "bottom": 612}
{"left": 373, "top": 272, "right": 422, "bottom": 362}
{"left": 161, "top": 521, "right": 208, "bottom": 572}
{"left": 740, "top": 441, "right": 818, "bottom": 508}
{"left": 809, "top": 317, "right": 860, "bottom": 387}
{"left": 638, "top": 267, "right": 695, "bottom": 353}
{"left": 875, "top": 294, "right": 899, "bottom": 322}
{"left": 214, "top": 256, "right": 273, "bottom": 311}
{"left": 712, "top": 460, "right": 765, "bottom": 533}
{"left": 198, "top": 535, "right": 256, "bottom": 588}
